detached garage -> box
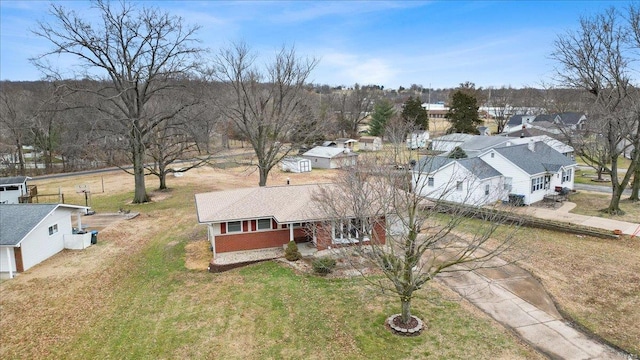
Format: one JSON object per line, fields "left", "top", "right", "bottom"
{"left": 0, "top": 203, "right": 88, "bottom": 279}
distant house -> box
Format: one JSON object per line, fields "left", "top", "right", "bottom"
{"left": 302, "top": 146, "right": 358, "bottom": 169}
{"left": 0, "top": 204, "right": 89, "bottom": 279}
{"left": 503, "top": 112, "right": 587, "bottom": 135}
{"left": 0, "top": 176, "right": 31, "bottom": 204}
{"left": 413, "top": 140, "right": 577, "bottom": 206}
{"left": 335, "top": 138, "right": 358, "bottom": 150}
{"left": 281, "top": 157, "right": 312, "bottom": 173}
{"left": 359, "top": 136, "right": 383, "bottom": 151}
{"left": 406, "top": 131, "right": 430, "bottom": 150}
{"left": 194, "top": 184, "right": 386, "bottom": 259}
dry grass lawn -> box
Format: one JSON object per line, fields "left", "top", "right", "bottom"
{"left": 1, "top": 163, "right": 541, "bottom": 359}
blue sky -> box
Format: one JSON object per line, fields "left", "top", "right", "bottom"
{"left": 0, "top": 1, "right": 624, "bottom": 89}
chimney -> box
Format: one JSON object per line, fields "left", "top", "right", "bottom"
{"left": 528, "top": 140, "right": 535, "bottom": 152}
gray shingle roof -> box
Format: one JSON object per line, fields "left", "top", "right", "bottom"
{"left": 414, "top": 156, "right": 455, "bottom": 173}
{"left": 493, "top": 141, "right": 575, "bottom": 175}
{"left": 0, "top": 204, "right": 58, "bottom": 246}
{"left": 557, "top": 112, "right": 585, "bottom": 125}
{"left": 457, "top": 158, "right": 502, "bottom": 179}
{"left": 0, "top": 176, "right": 28, "bottom": 186}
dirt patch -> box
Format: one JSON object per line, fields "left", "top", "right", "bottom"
{"left": 184, "top": 240, "right": 211, "bottom": 270}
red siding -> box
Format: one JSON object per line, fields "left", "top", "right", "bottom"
{"left": 215, "top": 229, "right": 291, "bottom": 253}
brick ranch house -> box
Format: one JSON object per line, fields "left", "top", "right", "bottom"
{"left": 194, "top": 184, "right": 386, "bottom": 259}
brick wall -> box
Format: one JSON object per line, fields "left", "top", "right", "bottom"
{"left": 215, "top": 228, "right": 309, "bottom": 253}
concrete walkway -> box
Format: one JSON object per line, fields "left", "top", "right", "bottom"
{"left": 437, "top": 257, "right": 628, "bottom": 360}
{"left": 527, "top": 202, "right": 640, "bottom": 236}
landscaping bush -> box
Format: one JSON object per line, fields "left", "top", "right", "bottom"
{"left": 312, "top": 256, "right": 337, "bottom": 275}
{"left": 284, "top": 241, "right": 302, "bottom": 261}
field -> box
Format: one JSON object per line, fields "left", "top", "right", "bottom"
{"left": 1, "top": 160, "right": 638, "bottom": 358}
{"left": 0, "top": 165, "right": 541, "bottom": 359}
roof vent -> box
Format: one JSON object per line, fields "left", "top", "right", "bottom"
{"left": 528, "top": 140, "right": 536, "bottom": 152}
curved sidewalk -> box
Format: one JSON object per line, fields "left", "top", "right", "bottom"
{"left": 527, "top": 202, "right": 640, "bottom": 236}
{"left": 437, "top": 257, "right": 627, "bottom": 359}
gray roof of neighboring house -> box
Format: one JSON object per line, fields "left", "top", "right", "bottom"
{"left": 534, "top": 114, "right": 554, "bottom": 123}
{"left": 507, "top": 114, "right": 526, "bottom": 126}
{"left": 432, "top": 133, "right": 475, "bottom": 142}
{"left": 457, "top": 158, "right": 503, "bottom": 179}
{"left": 0, "top": 176, "right": 28, "bottom": 186}
{"left": 493, "top": 141, "right": 576, "bottom": 175}
{"left": 557, "top": 112, "right": 585, "bottom": 125}
{"left": 302, "top": 146, "right": 357, "bottom": 159}
{"left": 459, "top": 136, "right": 510, "bottom": 152}
{"left": 0, "top": 204, "right": 69, "bottom": 246}
{"left": 415, "top": 156, "right": 501, "bottom": 180}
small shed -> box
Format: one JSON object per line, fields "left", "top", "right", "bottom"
{"left": 281, "top": 157, "right": 312, "bottom": 173}
{"left": 406, "top": 131, "right": 430, "bottom": 150}
{"left": 335, "top": 138, "right": 358, "bottom": 150}
{"left": 0, "top": 203, "right": 89, "bottom": 279}
{"left": 302, "top": 146, "right": 358, "bottom": 169}
{"left": 0, "top": 176, "right": 30, "bottom": 204}
{"left": 359, "top": 136, "right": 382, "bottom": 151}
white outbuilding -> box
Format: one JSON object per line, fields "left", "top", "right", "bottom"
{"left": 0, "top": 203, "right": 90, "bottom": 279}
{"left": 281, "top": 157, "right": 312, "bottom": 173}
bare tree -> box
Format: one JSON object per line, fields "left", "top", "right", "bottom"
{"left": 211, "top": 42, "right": 320, "bottom": 186}
{"left": 485, "top": 86, "right": 514, "bottom": 134}
{"left": 32, "top": 0, "right": 204, "bottom": 203}
{"left": 311, "top": 151, "right": 519, "bottom": 331}
{"left": 331, "top": 84, "right": 377, "bottom": 138}
{"left": 0, "top": 83, "right": 39, "bottom": 175}
{"left": 552, "top": 5, "right": 640, "bottom": 212}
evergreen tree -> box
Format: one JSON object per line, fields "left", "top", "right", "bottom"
{"left": 446, "top": 91, "right": 481, "bottom": 134}
{"left": 368, "top": 99, "right": 395, "bottom": 137}
{"left": 401, "top": 96, "right": 429, "bottom": 130}
{"left": 448, "top": 146, "right": 468, "bottom": 159}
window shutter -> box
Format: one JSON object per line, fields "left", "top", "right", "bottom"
{"left": 220, "top": 223, "right": 226, "bottom": 234}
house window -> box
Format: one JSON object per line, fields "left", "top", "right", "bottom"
{"left": 227, "top": 221, "right": 242, "bottom": 233}
{"left": 562, "top": 169, "right": 572, "bottom": 183}
{"left": 531, "top": 176, "right": 545, "bottom": 192}
{"left": 427, "top": 177, "right": 434, "bottom": 187}
{"left": 456, "top": 181, "right": 463, "bottom": 191}
{"left": 504, "top": 177, "right": 513, "bottom": 191}
{"left": 257, "top": 218, "right": 272, "bottom": 230}
{"left": 485, "top": 184, "right": 490, "bottom": 196}
{"left": 48, "top": 224, "right": 58, "bottom": 236}
{"left": 333, "top": 218, "right": 369, "bottom": 244}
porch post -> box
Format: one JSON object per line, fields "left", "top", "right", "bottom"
{"left": 6, "top": 247, "right": 13, "bottom": 279}
{"left": 208, "top": 224, "right": 216, "bottom": 259}
{"left": 76, "top": 212, "right": 82, "bottom": 231}
{"left": 289, "top": 224, "right": 294, "bottom": 242}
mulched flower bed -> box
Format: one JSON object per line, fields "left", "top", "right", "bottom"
{"left": 386, "top": 314, "right": 424, "bottom": 336}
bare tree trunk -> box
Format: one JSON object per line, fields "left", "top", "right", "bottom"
{"left": 132, "top": 132, "right": 149, "bottom": 203}
{"left": 401, "top": 298, "right": 412, "bottom": 325}
{"left": 15, "top": 138, "right": 25, "bottom": 176}
{"left": 630, "top": 166, "right": 639, "bottom": 201}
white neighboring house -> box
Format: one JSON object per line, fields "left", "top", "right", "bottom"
{"left": 0, "top": 176, "right": 30, "bottom": 204}
{"left": 281, "top": 157, "right": 312, "bottom": 173}
{"left": 413, "top": 157, "right": 505, "bottom": 206}
{"left": 302, "top": 146, "right": 358, "bottom": 169}
{"left": 0, "top": 204, "right": 90, "bottom": 279}
{"left": 479, "top": 141, "right": 577, "bottom": 205}
{"left": 406, "top": 131, "right": 430, "bottom": 150}
{"left": 412, "top": 140, "right": 577, "bottom": 206}
{"left": 359, "top": 136, "right": 383, "bottom": 151}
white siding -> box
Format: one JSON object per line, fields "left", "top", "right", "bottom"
{"left": 413, "top": 162, "right": 505, "bottom": 206}
{"left": 0, "top": 247, "right": 16, "bottom": 273}
{"left": 20, "top": 208, "right": 74, "bottom": 271}
{"left": 479, "top": 151, "right": 533, "bottom": 204}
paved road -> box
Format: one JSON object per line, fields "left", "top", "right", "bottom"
{"left": 574, "top": 183, "right": 632, "bottom": 196}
